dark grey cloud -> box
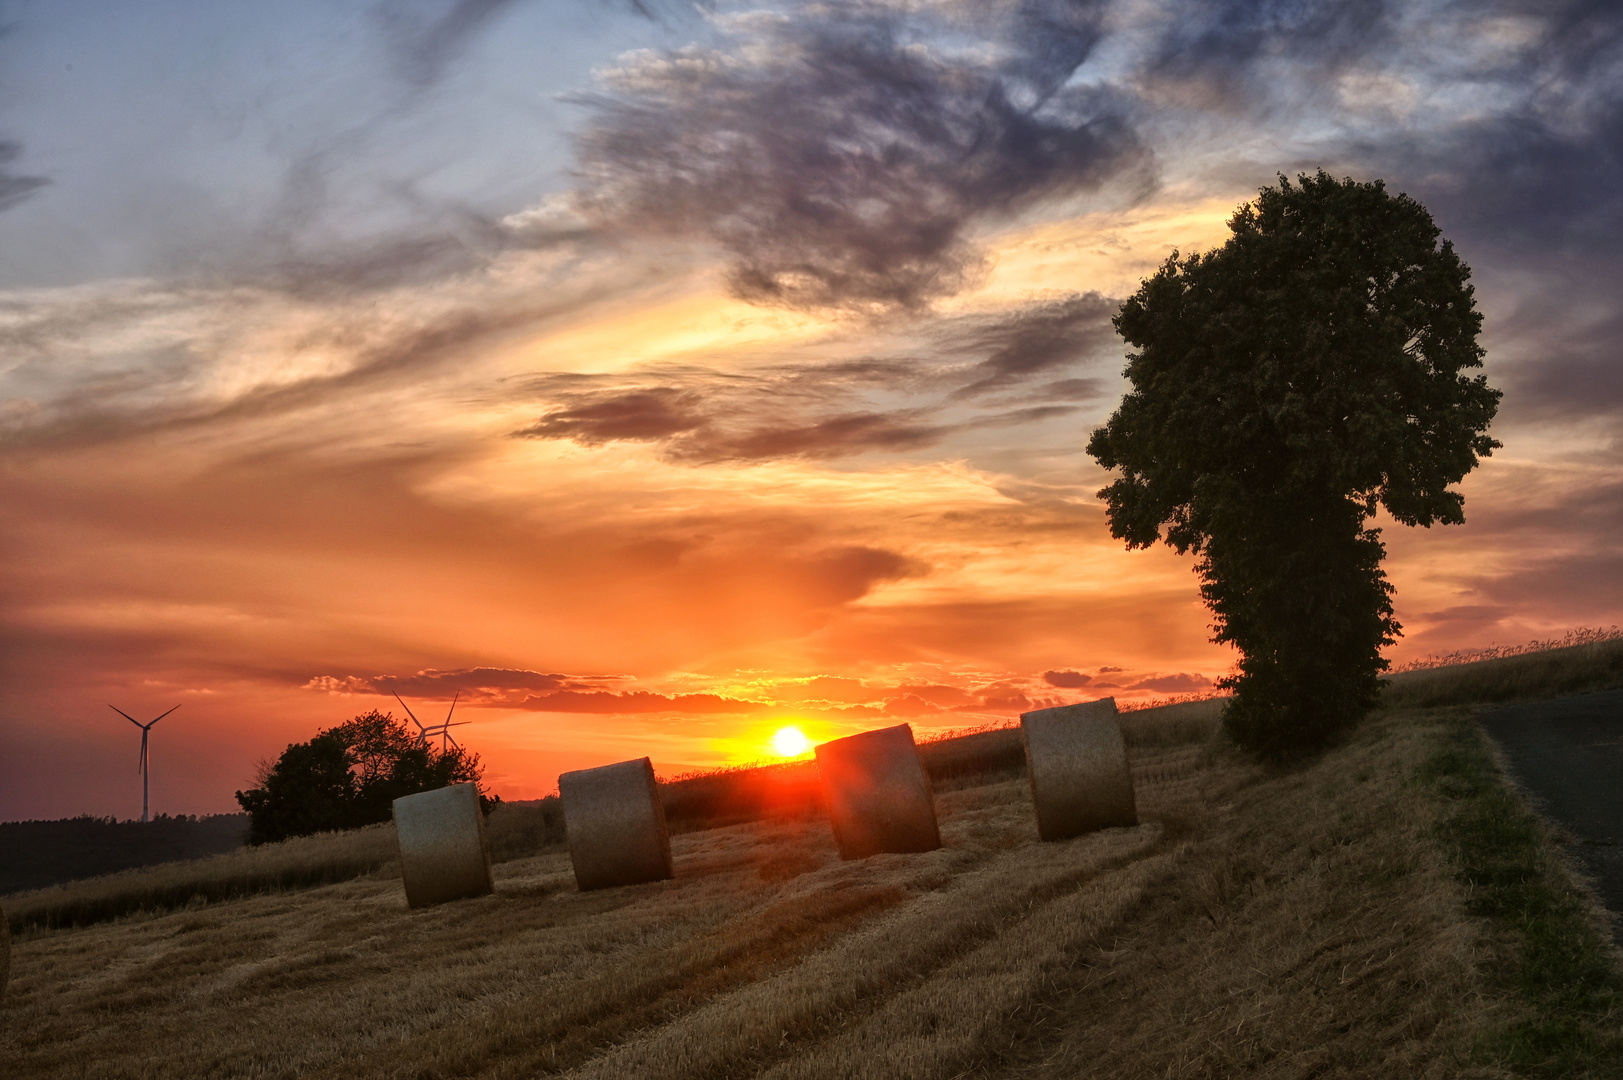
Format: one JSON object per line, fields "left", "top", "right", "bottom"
{"left": 943, "top": 677, "right": 1078, "bottom": 713}
{"left": 1418, "top": 548, "right": 1623, "bottom": 637}
{"left": 1493, "top": 286, "right": 1623, "bottom": 421}
{"left": 513, "top": 689, "right": 771, "bottom": 713}
{"left": 1389, "top": 5, "right": 1619, "bottom": 259}
{"left": 569, "top": 0, "right": 1151, "bottom": 310}
{"left": 509, "top": 386, "right": 707, "bottom": 444}
{"left": 512, "top": 381, "right": 953, "bottom": 462}
{"left": 513, "top": 384, "right": 1083, "bottom": 466}
{"left": 1401, "top": 104, "right": 1623, "bottom": 265}
{"left": 1130, "top": 0, "right": 1621, "bottom": 262}
{"left": 0, "top": 14, "right": 48, "bottom": 215}
{"left": 1119, "top": 0, "right": 1623, "bottom": 435}
{"left": 511, "top": 292, "right": 1115, "bottom": 462}
{"left": 1042, "top": 669, "right": 1092, "bottom": 687}
{"left": 1125, "top": 672, "right": 1213, "bottom": 693}
{"left": 673, "top": 409, "right": 950, "bottom": 463}
{"left": 258, "top": 207, "right": 519, "bottom": 297}
{"left": 0, "top": 141, "right": 46, "bottom": 213}
{"left": 1147, "top": 0, "right": 1396, "bottom": 101}
{"left": 951, "top": 293, "right": 1120, "bottom": 397}
{"left": 376, "top": 0, "right": 531, "bottom": 89}
{"left": 1376, "top": 6, "right": 1623, "bottom": 425}
{"left": 311, "top": 666, "right": 621, "bottom": 701}
{"left": 804, "top": 545, "right": 921, "bottom": 603}
{"left": 1030, "top": 377, "right": 1106, "bottom": 401}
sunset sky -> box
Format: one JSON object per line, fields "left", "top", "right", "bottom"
{"left": 2, "top": 0, "right": 1619, "bottom": 820}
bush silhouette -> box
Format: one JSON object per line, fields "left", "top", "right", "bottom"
{"left": 236, "top": 710, "right": 493, "bottom": 844}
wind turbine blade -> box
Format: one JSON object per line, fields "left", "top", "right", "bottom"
{"left": 445, "top": 691, "right": 460, "bottom": 725}
{"left": 391, "top": 691, "right": 425, "bottom": 732}
{"left": 148, "top": 704, "right": 180, "bottom": 727}
{"left": 139, "top": 730, "right": 148, "bottom": 774}
{"left": 110, "top": 704, "right": 143, "bottom": 727}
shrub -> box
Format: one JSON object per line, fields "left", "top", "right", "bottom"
{"left": 236, "top": 710, "right": 494, "bottom": 844}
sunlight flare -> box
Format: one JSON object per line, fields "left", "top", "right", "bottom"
{"left": 771, "top": 725, "right": 813, "bottom": 758}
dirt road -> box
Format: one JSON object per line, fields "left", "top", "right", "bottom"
{"left": 1478, "top": 688, "right": 1623, "bottom": 938}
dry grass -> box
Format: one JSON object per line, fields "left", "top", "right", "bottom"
{"left": 8, "top": 697, "right": 1614, "bottom": 1079}
{"left": 1382, "top": 636, "right": 1623, "bottom": 710}
{"left": 1394, "top": 626, "right": 1622, "bottom": 671}
{"left": 0, "top": 741, "right": 1199, "bottom": 1078}
{"left": 660, "top": 761, "right": 824, "bottom": 832}
{"left": 991, "top": 712, "right": 1505, "bottom": 1079}
{"left": 3, "top": 668, "right": 1619, "bottom": 1078}
{"left": 1119, "top": 695, "right": 1227, "bottom": 747}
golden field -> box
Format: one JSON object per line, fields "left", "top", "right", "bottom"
{"left": 3, "top": 644, "right": 1622, "bottom": 1078}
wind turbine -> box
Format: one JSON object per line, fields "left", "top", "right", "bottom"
{"left": 392, "top": 691, "right": 468, "bottom": 752}
{"left": 110, "top": 704, "right": 179, "bottom": 823}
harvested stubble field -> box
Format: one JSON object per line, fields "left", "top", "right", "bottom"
{"left": 4, "top": 645, "right": 1622, "bottom": 1078}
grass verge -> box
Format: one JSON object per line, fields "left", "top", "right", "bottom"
{"left": 1421, "top": 711, "right": 1623, "bottom": 1077}
{"left": 1385, "top": 636, "right": 1623, "bottom": 710}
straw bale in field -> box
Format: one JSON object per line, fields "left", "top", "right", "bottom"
{"left": 815, "top": 724, "right": 941, "bottom": 860}
{"left": 392, "top": 783, "right": 494, "bottom": 908}
{"left": 559, "top": 757, "right": 673, "bottom": 890}
{"left": 1021, "top": 697, "right": 1137, "bottom": 841}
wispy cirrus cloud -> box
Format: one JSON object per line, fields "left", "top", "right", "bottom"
{"left": 7, "top": 0, "right": 1623, "bottom": 820}
{"left": 511, "top": 293, "right": 1117, "bottom": 462}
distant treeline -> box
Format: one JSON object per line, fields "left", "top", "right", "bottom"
{"left": 0, "top": 813, "right": 247, "bottom": 894}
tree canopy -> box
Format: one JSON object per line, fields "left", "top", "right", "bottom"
{"left": 1087, "top": 171, "right": 1501, "bottom": 757}
{"left": 235, "top": 710, "right": 492, "bottom": 845}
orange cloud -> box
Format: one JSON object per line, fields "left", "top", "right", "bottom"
{"left": 3, "top": 135, "right": 1617, "bottom": 821}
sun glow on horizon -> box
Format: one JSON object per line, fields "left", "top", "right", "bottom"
{"left": 771, "top": 725, "right": 813, "bottom": 758}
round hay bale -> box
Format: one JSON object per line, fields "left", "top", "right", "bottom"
{"left": 815, "top": 724, "right": 940, "bottom": 860}
{"left": 392, "top": 782, "right": 495, "bottom": 909}
{"left": 1020, "top": 697, "right": 1137, "bottom": 841}
{"left": 559, "top": 757, "right": 673, "bottom": 891}
{"left": 1, "top": 898, "right": 9, "bottom": 999}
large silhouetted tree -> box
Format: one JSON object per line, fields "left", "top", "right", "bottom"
{"left": 1087, "top": 172, "right": 1501, "bottom": 758}
{"left": 236, "top": 710, "right": 491, "bottom": 844}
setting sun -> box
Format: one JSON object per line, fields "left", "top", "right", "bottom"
{"left": 771, "top": 726, "right": 813, "bottom": 758}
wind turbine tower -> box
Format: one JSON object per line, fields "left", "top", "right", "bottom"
{"left": 110, "top": 704, "right": 179, "bottom": 823}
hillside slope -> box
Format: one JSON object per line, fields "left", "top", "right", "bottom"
{"left": 6, "top": 702, "right": 1618, "bottom": 1078}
